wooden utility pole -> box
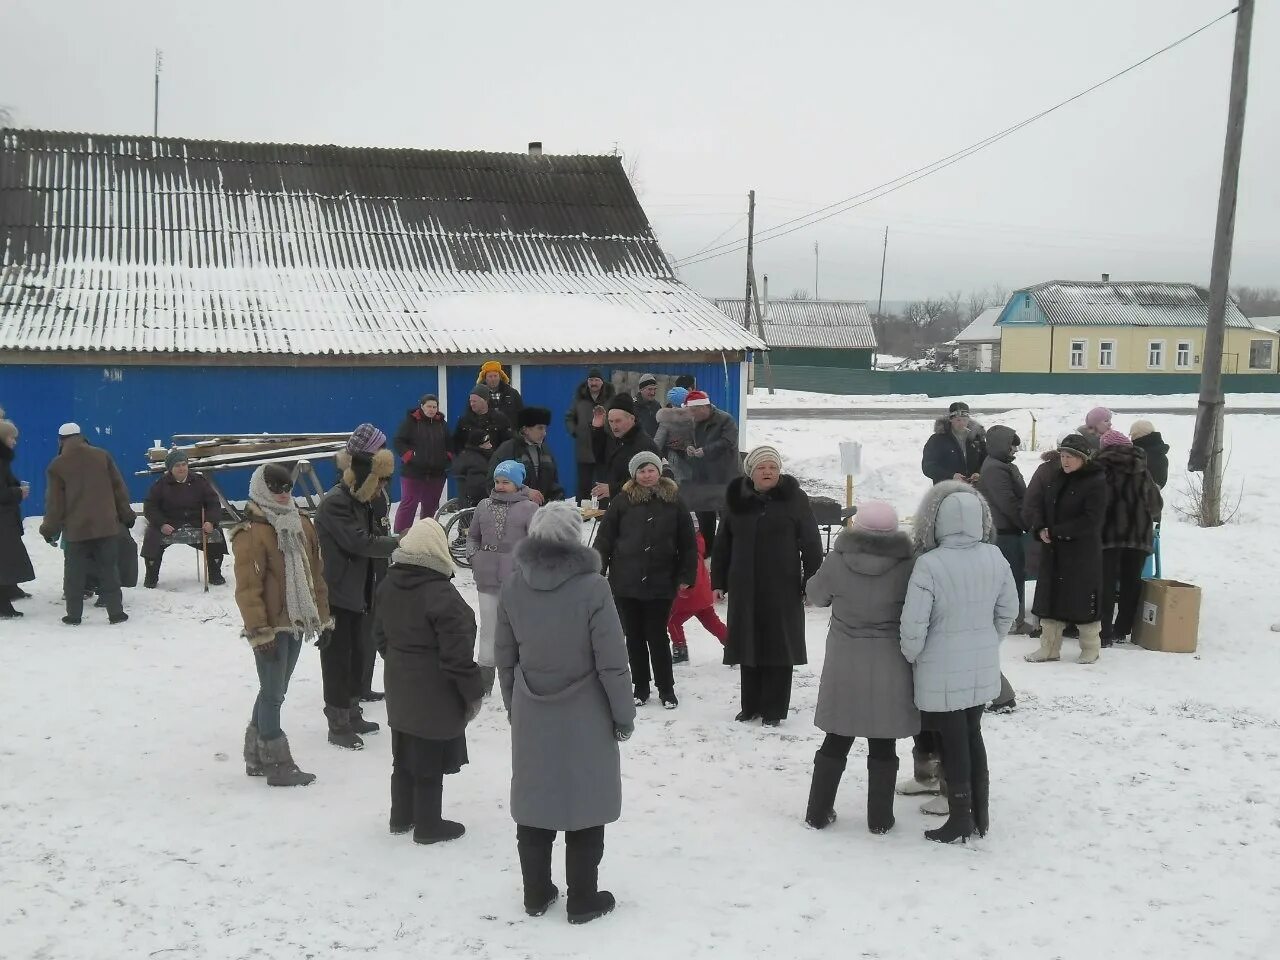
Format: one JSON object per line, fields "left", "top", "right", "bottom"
{"left": 743, "top": 190, "right": 756, "bottom": 330}
{"left": 874, "top": 227, "right": 889, "bottom": 367}
{"left": 153, "top": 49, "right": 163, "bottom": 137}
{"left": 814, "top": 242, "right": 820, "bottom": 299}
{"left": 1189, "top": 0, "right": 1253, "bottom": 528}
{"left": 751, "top": 269, "right": 774, "bottom": 395}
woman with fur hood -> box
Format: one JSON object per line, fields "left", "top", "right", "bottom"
{"left": 496, "top": 501, "right": 635, "bottom": 924}
{"left": 594, "top": 451, "right": 697, "bottom": 709}
{"left": 804, "top": 500, "right": 917, "bottom": 834}
{"left": 900, "top": 482, "right": 1019, "bottom": 843}
{"left": 1095, "top": 431, "right": 1163, "bottom": 645}
{"left": 314, "top": 424, "right": 401, "bottom": 750}
{"left": 375, "top": 517, "right": 485, "bottom": 845}
{"left": 711, "top": 446, "right": 824, "bottom": 726}
{"left": 231, "top": 463, "right": 332, "bottom": 787}
{"left": 467, "top": 460, "right": 540, "bottom": 696}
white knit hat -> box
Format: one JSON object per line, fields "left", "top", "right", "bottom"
{"left": 528, "top": 500, "right": 582, "bottom": 544}
{"left": 744, "top": 445, "right": 783, "bottom": 474}
{"left": 628, "top": 450, "right": 663, "bottom": 478}
{"left": 392, "top": 517, "right": 455, "bottom": 576}
{"left": 58, "top": 422, "right": 81, "bottom": 437}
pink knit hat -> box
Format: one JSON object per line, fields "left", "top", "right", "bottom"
{"left": 1100, "top": 429, "right": 1132, "bottom": 448}
{"left": 853, "top": 499, "right": 899, "bottom": 533}
{"left": 1085, "top": 406, "right": 1112, "bottom": 429}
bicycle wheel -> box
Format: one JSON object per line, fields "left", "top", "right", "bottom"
{"left": 441, "top": 508, "right": 474, "bottom": 569}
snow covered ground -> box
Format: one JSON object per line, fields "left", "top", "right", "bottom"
{"left": 748, "top": 387, "right": 1280, "bottom": 410}
{"left": 5, "top": 398, "right": 1279, "bottom": 959}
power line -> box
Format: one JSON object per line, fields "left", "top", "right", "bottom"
{"left": 676, "top": 214, "right": 747, "bottom": 262}
{"left": 673, "top": 8, "right": 1237, "bottom": 269}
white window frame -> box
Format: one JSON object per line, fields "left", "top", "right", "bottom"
{"left": 1175, "top": 340, "right": 1193, "bottom": 369}
{"left": 1147, "top": 339, "right": 1165, "bottom": 370}
{"left": 1249, "top": 338, "right": 1274, "bottom": 371}
{"left": 1098, "top": 340, "right": 1116, "bottom": 369}
{"left": 1069, "top": 339, "right": 1087, "bottom": 369}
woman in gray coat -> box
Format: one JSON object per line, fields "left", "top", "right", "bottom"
{"left": 495, "top": 501, "right": 635, "bottom": 925}
{"left": 803, "top": 500, "right": 917, "bottom": 834}
{"left": 900, "top": 482, "right": 1018, "bottom": 844}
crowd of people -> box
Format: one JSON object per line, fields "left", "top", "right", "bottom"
{"left": 0, "top": 385, "right": 1173, "bottom": 923}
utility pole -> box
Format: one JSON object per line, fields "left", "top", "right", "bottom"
{"left": 814, "top": 242, "right": 819, "bottom": 299}
{"left": 1189, "top": 0, "right": 1253, "bottom": 528}
{"left": 874, "top": 227, "right": 889, "bottom": 367}
{"left": 743, "top": 190, "right": 756, "bottom": 330}
{"left": 153, "top": 49, "right": 163, "bottom": 137}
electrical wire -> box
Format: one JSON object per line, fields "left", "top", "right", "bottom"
{"left": 677, "top": 214, "right": 747, "bottom": 262}
{"left": 672, "top": 7, "right": 1238, "bottom": 269}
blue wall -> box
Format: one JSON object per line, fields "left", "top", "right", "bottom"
{"left": 1, "top": 360, "right": 742, "bottom": 509}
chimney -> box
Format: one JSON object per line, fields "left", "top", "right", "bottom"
{"left": 1101, "top": 273, "right": 1110, "bottom": 283}
{"left": 528, "top": 141, "right": 543, "bottom": 157}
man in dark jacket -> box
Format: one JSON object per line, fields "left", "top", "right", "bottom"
{"left": 476, "top": 360, "right": 523, "bottom": 423}
{"left": 488, "top": 407, "right": 564, "bottom": 505}
{"left": 684, "top": 391, "right": 740, "bottom": 553}
{"left": 393, "top": 394, "right": 451, "bottom": 532}
{"left": 452, "top": 389, "right": 512, "bottom": 455}
{"left": 565, "top": 368, "right": 615, "bottom": 502}
{"left": 590, "top": 393, "right": 659, "bottom": 507}
{"left": 633, "top": 373, "right": 662, "bottom": 439}
{"left": 455, "top": 429, "right": 496, "bottom": 507}
{"left": 1129, "top": 420, "right": 1170, "bottom": 489}
{"left": 975, "top": 425, "right": 1029, "bottom": 634}
{"left": 314, "top": 425, "right": 400, "bottom": 749}
{"left": 40, "top": 423, "right": 136, "bottom": 626}
{"left": 921, "top": 401, "right": 986, "bottom": 485}
{"left": 141, "top": 448, "right": 225, "bottom": 588}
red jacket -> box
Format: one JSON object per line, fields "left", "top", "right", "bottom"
{"left": 670, "top": 532, "right": 713, "bottom": 617}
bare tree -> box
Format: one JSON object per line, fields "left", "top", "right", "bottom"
{"left": 1233, "top": 285, "right": 1280, "bottom": 317}
{"left": 788, "top": 288, "right": 811, "bottom": 300}
{"left": 0, "top": 105, "right": 14, "bottom": 128}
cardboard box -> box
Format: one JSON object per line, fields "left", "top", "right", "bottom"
{"left": 1134, "top": 579, "right": 1201, "bottom": 653}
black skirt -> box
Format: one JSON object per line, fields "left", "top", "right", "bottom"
{"left": 391, "top": 728, "right": 469, "bottom": 778}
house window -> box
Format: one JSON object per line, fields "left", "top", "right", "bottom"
{"left": 1250, "top": 339, "right": 1274, "bottom": 370}
{"left": 1098, "top": 340, "right": 1115, "bottom": 369}
{"left": 1069, "top": 340, "right": 1087, "bottom": 369}
{"left": 1175, "top": 341, "right": 1193, "bottom": 369}
{"left": 1147, "top": 340, "right": 1165, "bottom": 369}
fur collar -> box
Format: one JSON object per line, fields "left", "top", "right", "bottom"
{"left": 932, "top": 417, "right": 985, "bottom": 439}
{"left": 1096, "top": 444, "right": 1148, "bottom": 476}
{"left": 342, "top": 448, "right": 395, "bottom": 503}
{"left": 390, "top": 550, "right": 454, "bottom": 579}
{"left": 831, "top": 526, "right": 913, "bottom": 559}
{"left": 725, "top": 473, "right": 799, "bottom": 514}
{"left": 913, "top": 479, "right": 995, "bottom": 553}
{"left": 513, "top": 537, "right": 601, "bottom": 591}
{"left": 623, "top": 477, "right": 678, "bottom": 504}
{"left": 656, "top": 406, "right": 691, "bottom": 424}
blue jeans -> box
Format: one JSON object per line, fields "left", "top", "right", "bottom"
{"left": 252, "top": 632, "right": 303, "bottom": 741}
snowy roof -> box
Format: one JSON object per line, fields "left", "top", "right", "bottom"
{"left": 955, "top": 306, "right": 1003, "bottom": 343}
{"left": 713, "top": 299, "right": 877, "bottom": 350}
{"left": 1015, "top": 280, "right": 1254, "bottom": 329}
{"left": 0, "top": 129, "right": 763, "bottom": 357}
{"left": 1250, "top": 316, "right": 1280, "bottom": 333}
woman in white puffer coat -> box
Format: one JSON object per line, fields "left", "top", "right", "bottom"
{"left": 900, "top": 481, "right": 1018, "bottom": 845}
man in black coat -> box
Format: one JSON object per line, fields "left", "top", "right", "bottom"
{"left": 565, "top": 368, "right": 615, "bottom": 503}
{"left": 476, "top": 360, "right": 523, "bottom": 423}
{"left": 921, "top": 401, "right": 987, "bottom": 485}
{"left": 0, "top": 416, "right": 35, "bottom": 617}
{"left": 590, "top": 393, "right": 659, "bottom": 507}
{"left": 141, "top": 449, "right": 226, "bottom": 587}
{"left": 452, "top": 389, "right": 512, "bottom": 455}
{"left": 633, "top": 373, "right": 662, "bottom": 439}
{"left": 488, "top": 406, "right": 564, "bottom": 505}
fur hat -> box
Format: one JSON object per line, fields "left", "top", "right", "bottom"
{"left": 343, "top": 448, "right": 395, "bottom": 503}
{"left": 478, "top": 360, "right": 509, "bottom": 383}
{"left": 518, "top": 406, "right": 552, "bottom": 429}
{"left": 346, "top": 423, "right": 387, "bottom": 455}
{"left": 1100, "top": 429, "right": 1132, "bottom": 448}
{"left": 947, "top": 401, "right": 971, "bottom": 417}
{"left": 666, "top": 386, "right": 689, "bottom": 407}
{"left": 0, "top": 420, "right": 17, "bottom": 444}
{"left": 1057, "top": 434, "right": 1093, "bottom": 459}
{"left": 494, "top": 459, "right": 527, "bottom": 487}
{"left": 744, "top": 445, "right": 783, "bottom": 474}
{"left": 165, "top": 448, "right": 189, "bottom": 471}
{"left": 1129, "top": 419, "right": 1155, "bottom": 440}
{"left": 58, "top": 422, "right": 81, "bottom": 437}
{"left": 607, "top": 393, "right": 635, "bottom": 416}
{"left": 528, "top": 500, "right": 582, "bottom": 544}
{"left": 683, "top": 390, "right": 711, "bottom": 408}
{"left": 392, "top": 517, "right": 455, "bottom": 577}
{"left": 638, "top": 373, "right": 658, "bottom": 390}
{"left": 469, "top": 385, "right": 490, "bottom": 402}
{"left": 853, "top": 499, "right": 898, "bottom": 533}
{"left": 628, "top": 450, "right": 663, "bottom": 478}
{"left": 1085, "top": 406, "right": 1112, "bottom": 430}
{"left": 587, "top": 367, "right": 604, "bottom": 381}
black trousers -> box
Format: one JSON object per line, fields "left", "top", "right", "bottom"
{"left": 390, "top": 730, "right": 468, "bottom": 831}
{"left": 740, "top": 664, "right": 793, "bottom": 722}
{"left": 614, "top": 596, "right": 675, "bottom": 699}
{"left": 933, "top": 706, "right": 988, "bottom": 794}
{"left": 575, "top": 463, "right": 600, "bottom": 503}
{"left": 696, "top": 511, "right": 719, "bottom": 554}
{"left": 516, "top": 823, "right": 606, "bottom": 905}
{"left": 818, "top": 733, "right": 897, "bottom": 762}
{"left": 995, "top": 532, "right": 1026, "bottom": 618}
{"left": 359, "top": 606, "right": 379, "bottom": 694}
{"left": 913, "top": 730, "right": 940, "bottom": 756}
{"left": 1101, "top": 547, "right": 1148, "bottom": 640}
{"left": 64, "top": 537, "right": 122, "bottom": 620}
{"left": 320, "top": 607, "right": 365, "bottom": 708}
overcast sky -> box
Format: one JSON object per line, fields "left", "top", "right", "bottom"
{"left": 2, "top": 0, "right": 1275, "bottom": 303}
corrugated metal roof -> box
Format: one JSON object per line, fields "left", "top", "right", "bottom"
{"left": 955, "top": 306, "right": 1002, "bottom": 343}
{"left": 1251, "top": 315, "right": 1280, "bottom": 333}
{"left": 713, "top": 298, "right": 877, "bottom": 349}
{"left": 0, "top": 129, "right": 763, "bottom": 356}
{"left": 1021, "top": 281, "right": 1254, "bottom": 329}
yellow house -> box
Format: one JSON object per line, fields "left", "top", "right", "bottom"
{"left": 998, "top": 280, "right": 1279, "bottom": 375}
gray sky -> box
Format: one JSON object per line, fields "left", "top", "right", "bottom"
{"left": 3, "top": 0, "right": 1275, "bottom": 303}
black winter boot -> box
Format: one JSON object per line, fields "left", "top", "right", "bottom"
{"left": 412, "top": 774, "right": 465, "bottom": 845}
{"left": 671, "top": 642, "right": 689, "bottom": 665}
{"left": 348, "top": 699, "right": 380, "bottom": 735}
{"left": 973, "top": 772, "right": 990, "bottom": 838}
{"left": 0, "top": 598, "right": 22, "bottom": 619}
{"left": 207, "top": 555, "right": 226, "bottom": 586}
{"left": 566, "top": 827, "right": 614, "bottom": 924}
{"left": 924, "top": 789, "right": 974, "bottom": 844}
{"left": 516, "top": 827, "right": 559, "bottom": 917}
{"left": 804, "top": 750, "right": 845, "bottom": 829}
{"left": 389, "top": 769, "right": 414, "bottom": 834}
{"left": 866, "top": 757, "right": 898, "bottom": 835}
{"left": 479, "top": 665, "right": 496, "bottom": 698}
{"left": 244, "top": 723, "right": 264, "bottom": 777}
{"left": 324, "top": 705, "right": 364, "bottom": 750}
{"left": 143, "top": 558, "right": 161, "bottom": 589}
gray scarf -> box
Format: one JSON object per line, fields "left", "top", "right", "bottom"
{"left": 248, "top": 467, "right": 325, "bottom": 638}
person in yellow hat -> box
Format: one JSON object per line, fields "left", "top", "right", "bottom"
{"left": 476, "top": 360, "right": 524, "bottom": 423}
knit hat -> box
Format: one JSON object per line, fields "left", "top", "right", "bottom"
{"left": 666, "top": 386, "right": 689, "bottom": 407}
{"left": 165, "top": 448, "right": 189, "bottom": 471}
{"left": 607, "top": 393, "right": 636, "bottom": 415}
{"left": 587, "top": 367, "right": 604, "bottom": 381}
{"left": 948, "top": 401, "right": 970, "bottom": 418}
{"left": 1085, "top": 406, "right": 1112, "bottom": 430}
{"left": 58, "top": 422, "right": 81, "bottom": 437}
{"left": 1100, "top": 429, "right": 1132, "bottom": 448}
{"left": 419, "top": 393, "right": 438, "bottom": 406}
{"left": 478, "top": 360, "right": 508, "bottom": 382}
{"left": 1129, "top": 419, "right": 1155, "bottom": 440}
{"left": 494, "top": 459, "right": 527, "bottom": 487}
{"left": 744, "top": 445, "right": 783, "bottom": 474}
{"left": 392, "top": 517, "right": 455, "bottom": 577}
{"left": 1057, "top": 434, "right": 1092, "bottom": 459}
{"left": 517, "top": 406, "right": 552, "bottom": 428}
{"left": 346, "top": 423, "right": 387, "bottom": 455}
{"left": 683, "top": 390, "right": 711, "bottom": 408}
{"left": 527, "top": 500, "right": 582, "bottom": 544}
{"left": 638, "top": 373, "right": 658, "bottom": 389}
{"left": 674, "top": 375, "right": 696, "bottom": 389}
{"left": 853, "top": 499, "right": 899, "bottom": 533}
{"left": 628, "top": 450, "right": 663, "bottom": 478}
{"left": 470, "top": 385, "right": 490, "bottom": 401}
